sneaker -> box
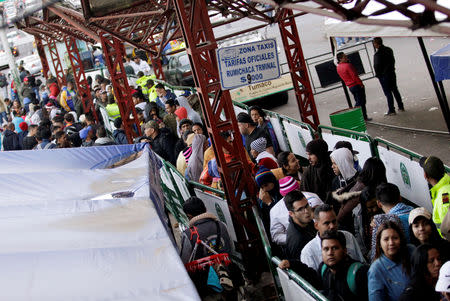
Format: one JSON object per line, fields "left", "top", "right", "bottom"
{"left": 398, "top": 108, "right": 405, "bottom": 112}
{"left": 384, "top": 111, "right": 396, "bottom": 116}
{"left": 365, "top": 117, "right": 373, "bottom": 121}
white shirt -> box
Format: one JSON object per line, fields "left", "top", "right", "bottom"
{"left": 269, "top": 192, "right": 323, "bottom": 246}
{"left": 130, "top": 60, "right": 152, "bottom": 75}
{"left": 300, "top": 230, "right": 365, "bottom": 271}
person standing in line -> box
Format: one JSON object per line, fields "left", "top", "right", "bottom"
{"left": 336, "top": 52, "right": 371, "bottom": 121}
{"left": 373, "top": 37, "right": 405, "bottom": 116}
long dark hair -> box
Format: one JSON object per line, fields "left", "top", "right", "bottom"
{"left": 409, "top": 216, "right": 444, "bottom": 247}
{"left": 375, "top": 220, "right": 411, "bottom": 275}
{"left": 249, "top": 105, "right": 266, "bottom": 119}
{"left": 410, "top": 244, "right": 440, "bottom": 283}
{"left": 358, "top": 157, "right": 387, "bottom": 188}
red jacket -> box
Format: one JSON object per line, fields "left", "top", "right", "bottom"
{"left": 336, "top": 62, "right": 362, "bottom": 88}
{"left": 48, "top": 82, "right": 60, "bottom": 98}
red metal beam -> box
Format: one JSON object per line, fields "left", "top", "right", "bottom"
{"left": 278, "top": 8, "right": 319, "bottom": 129}
{"left": 45, "top": 37, "right": 66, "bottom": 87}
{"left": 64, "top": 37, "right": 99, "bottom": 122}
{"left": 89, "top": 10, "right": 164, "bottom": 21}
{"left": 100, "top": 33, "right": 141, "bottom": 143}
{"left": 174, "top": 0, "right": 260, "bottom": 271}
{"left": 34, "top": 36, "right": 50, "bottom": 79}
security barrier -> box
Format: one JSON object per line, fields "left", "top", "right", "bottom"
{"left": 150, "top": 81, "right": 449, "bottom": 301}
{"left": 318, "top": 125, "right": 376, "bottom": 167}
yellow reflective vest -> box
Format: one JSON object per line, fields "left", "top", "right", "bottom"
{"left": 106, "top": 103, "right": 121, "bottom": 120}
{"left": 431, "top": 173, "right": 450, "bottom": 233}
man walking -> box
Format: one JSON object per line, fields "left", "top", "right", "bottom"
{"left": 336, "top": 52, "right": 371, "bottom": 121}
{"left": 373, "top": 37, "right": 405, "bottom": 115}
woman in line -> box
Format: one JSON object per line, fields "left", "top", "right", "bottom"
{"left": 301, "top": 139, "right": 334, "bottom": 202}
{"left": 249, "top": 105, "right": 280, "bottom": 154}
{"left": 399, "top": 244, "right": 443, "bottom": 301}
{"left": 271, "top": 151, "right": 302, "bottom": 182}
{"left": 368, "top": 221, "right": 412, "bottom": 301}
{"left": 408, "top": 207, "right": 450, "bottom": 262}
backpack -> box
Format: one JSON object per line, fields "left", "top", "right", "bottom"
{"left": 321, "top": 261, "right": 363, "bottom": 295}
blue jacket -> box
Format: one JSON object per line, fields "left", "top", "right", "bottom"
{"left": 389, "top": 203, "right": 413, "bottom": 241}
{"left": 113, "top": 129, "right": 128, "bottom": 145}
{"left": 368, "top": 254, "right": 410, "bottom": 301}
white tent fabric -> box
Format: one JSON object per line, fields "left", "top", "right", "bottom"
{"left": 0, "top": 144, "right": 200, "bottom": 301}
{"left": 324, "top": 0, "right": 450, "bottom": 38}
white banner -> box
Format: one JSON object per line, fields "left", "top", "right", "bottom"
{"left": 276, "top": 268, "right": 318, "bottom": 301}
{"left": 282, "top": 121, "right": 314, "bottom": 159}
{"left": 170, "top": 168, "right": 192, "bottom": 201}
{"left": 321, "top": 132, "right": 373, "bottom": 167}
{"left": 377, "top": 146, "right": 432, "bottom": 211}
{"left": 194, "top": 188, "right": 237, "bottom": 243}
{"left": 269, "top": 116, "right": 290, "bottom": 152}
{"left": 216, "top": 39, "right": 280, "bottom": 90}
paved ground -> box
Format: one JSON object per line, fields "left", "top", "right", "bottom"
{"left": 215, "top": 14, "right": 450, "bottom": 165}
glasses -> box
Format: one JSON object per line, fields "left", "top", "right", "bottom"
{"left": 293, "top": 203, "right": 310, "bottom": 213}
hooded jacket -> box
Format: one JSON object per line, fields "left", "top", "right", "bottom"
{"left": 113, "top": 129, "right": 128, "bottom": 145}
{"left": 2, "top": 129, "right": 21, "bottom": 151}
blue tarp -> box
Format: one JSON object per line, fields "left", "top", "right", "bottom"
{"left": 430, "top": 43, "right": 450, "bottom": 82}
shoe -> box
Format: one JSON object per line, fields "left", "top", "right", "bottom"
{"left": 384, "top": 111, "right": 396, "bottom": 116}
{"left": 398, "top": 108, "right": 405, "bottom": 112}
{"left": 364, "top": 117, "right": 373, "bottom": 121}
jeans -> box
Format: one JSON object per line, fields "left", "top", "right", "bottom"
{"left": 349, "top": 85, "right": 368, "bottom": 119}
{"left": 378, "top": 73, "right": 404, "bottom": 113}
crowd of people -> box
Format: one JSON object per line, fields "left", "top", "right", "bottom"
{"left": 1, "top": 47, "right": 449, "bottom": 301}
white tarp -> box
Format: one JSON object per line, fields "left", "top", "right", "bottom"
{"left": 276, "top": 268, "right": 317, "bottom": 301}
{"left": 324, "top": 0, "right": 449, "bottom": 38}
{"left": 377, "top": 145, "right": 432, "bottom": 211}
{"left": 282, "top": 120, "right": 314, "bottom": 159}
{"left": 0, "top": 145, "right": 200, "bottom": 301}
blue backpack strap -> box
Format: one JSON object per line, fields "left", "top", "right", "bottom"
{"left": 347, "top": 262, "right": 363, "bottom": 295}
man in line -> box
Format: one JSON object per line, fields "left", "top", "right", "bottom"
{"left": 420, "top": 155, "right": 450, "bottom": 234}
{"left": 319, "top": 230, "right": 369, "bottom": 300}
{"left": 336, "top": 52, "right": 371, "bottom": 121}
{"left": 373, "top": 37, "right": 405, "bottom": 116}
{"left": 237, "top": 112, "right": 274, "bottom": 160}
{"left": 301, "top": 204, "right": 365, "bottom": 271}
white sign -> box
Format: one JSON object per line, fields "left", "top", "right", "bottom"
{"left": 216, "top": 39, "right": 280, "bottom": 90}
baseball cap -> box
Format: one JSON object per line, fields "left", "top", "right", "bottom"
{"left": 144, "top": 120, "right": 158, "bottom": 130}
{"left": 334, "top": 141, "right": 359, "bottom": 155}
{"left": 23, "top": 77, "right": 29, "bottom": 82}
{"left": 100, "top": 90, "right": 107, "bottom": 94}
{"left": 408, "top": 207, "right": 432, "bottom": 225}
{"left": 436, "top": 261, "right": 450, "bottom": 293}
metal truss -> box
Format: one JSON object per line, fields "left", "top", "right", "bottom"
{"left": 64, "top": 37, "right": 99, "bottom": 122}
{"left": 174, "top": 0, "right": 261, "bottom": 269}
{"left": 100, "top": 33, "right": 142, "bottom": 143}
{"left": 278, "top": 8, "right": 320, "bottom": 129}
{"left": 45, "top": 37, "right": 66, "bottom": 87}
{"left": 34, "top": 37, "right": 50, "bottom": 79}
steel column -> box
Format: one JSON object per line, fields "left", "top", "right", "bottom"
{"left": 278, "top": 9, "right": 319, "bottom": 129}
{"left": 174, "top": 0, "right": 261, "bottom": 273}
{"left": 64, "top": 37, "right": 99, "bottom": 122}
{"left": 150, "top": 54, "right": 165, "bottom": 80}
{"left": 34, "top": 36, "right": 50, "bottom": 79}
{"left": 100, "top": 33, "right": 141, "bottom": 142}
{"left": 45, "top": 38, "right": 66, "bottom": 87}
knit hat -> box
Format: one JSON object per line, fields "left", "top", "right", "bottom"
{"left": 19, "top": 122, "right": 28, "bottom": 132}
{"left": 255, "top": 166, "right": 276, "bottom": 188}
{"left": 279, "top": 176, "right": 300, "bottom": 196}
{"left": 408, "top": 207, "right": 432, "bottom": 225}
{"left": 183, "top": 146, "right": 192, "bottom": 164}
{"left": 250, "top": 137, "right": 267, "bottom": 154}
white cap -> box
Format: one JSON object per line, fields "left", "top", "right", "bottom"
{"left": 436, "top": 261, "right": 450, "bottom": 293}
{"left": 303, "top": 191, "right": 324, "bottom": 208}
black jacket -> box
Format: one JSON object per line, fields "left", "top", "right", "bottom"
{"left": 150, "top": 129, "right": 176, "bottom": 164}
{"left": 319, "top": 257, "right": 369, "bottom": 301}
{"left": 285, "top": 218, "right": 317, "bottom": 261}
{"left": 113, "top": 129, "right": 128, "bottom": 145}
{"left": 399, "top": 278, "right": 441, "bottom": 301}
{"left": 374, "top": 45, "right": 396, "bottom": 77}
{"left": 22, "top": 135, "right": 38, "bottom": 150}
{"left": 2, "top": 129, "right": 21, "bottom": 151}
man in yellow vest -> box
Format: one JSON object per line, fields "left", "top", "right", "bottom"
{"left": 420, "top": 155, "right": 450, "bottom": 234}
{"left": 106, "top": 97, "right": 121, "bottom": 120}
{"left": 146, "top": 79, "right": 158, "bottom": 102}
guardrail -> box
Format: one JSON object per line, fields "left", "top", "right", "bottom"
{"left": 148, "top": 79, "right": 449, "bottom": 301}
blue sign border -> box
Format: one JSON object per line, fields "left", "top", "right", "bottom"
{"left": 216, "top": 38, "right": 281, "bottom": 90}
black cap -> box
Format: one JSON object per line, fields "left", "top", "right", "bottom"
{"left": 334, "top": 141, "right": 359, "bottom": 155}
{"left": 419, "top": 156, "right": 445, "bottom": 180}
